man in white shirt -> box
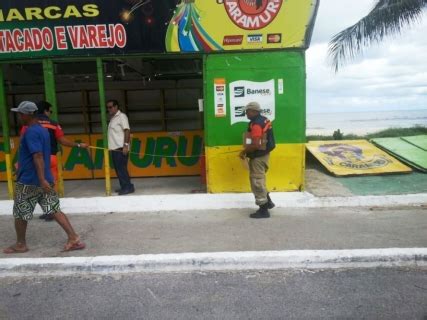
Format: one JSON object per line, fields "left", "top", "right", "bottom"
{"left": 107, "top": 100, "right": 135, "bottom": 195}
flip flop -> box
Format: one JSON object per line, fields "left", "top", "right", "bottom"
{"left": 3, "top": 246, "right": 29, "bottom": 254}
{"left": 62, "top": 241, "right": 86, "bottom": 252}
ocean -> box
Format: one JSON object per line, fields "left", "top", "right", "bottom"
{"left": 307, "top": 109, "right": 427, "bottom": 136}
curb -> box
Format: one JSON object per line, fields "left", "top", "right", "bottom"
{"left": 0, "top": 192, "right": 426, "bottom": 215}
{"left": 0, "top": 248, "right": 426, "bottom": 278}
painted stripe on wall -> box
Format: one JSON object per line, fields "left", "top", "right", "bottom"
{"left": 206, "top": 144, "right": 305, "bottom": 193}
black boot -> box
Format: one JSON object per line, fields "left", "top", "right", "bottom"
{"left": 250, "top": 203, "right": 270, "bottom": 219}
{"left": 267, "top": 193, "right": 275, "bottom": 209}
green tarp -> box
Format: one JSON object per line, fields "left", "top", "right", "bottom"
{"left": 371, "top": 137, "right": 427, "bottom": 172}
{"left": 402, "top": 135, "right": 427, "bottom": 151}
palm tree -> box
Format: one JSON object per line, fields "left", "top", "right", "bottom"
{"left": 328, "top": 0, "right": 427, "bottom": 72}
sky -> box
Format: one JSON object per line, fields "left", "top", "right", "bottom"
{"left": 306, "top": 0, "right": 427, "bottom": 114}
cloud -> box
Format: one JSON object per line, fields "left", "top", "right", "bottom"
{"left": 310, "top": 0, "right": 374, "bottom": 44}
{"left": 307, "top": 1, "right": 427, "bottom": 113}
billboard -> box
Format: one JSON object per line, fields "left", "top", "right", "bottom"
{"left": 0, "top": 0, "right": 319, "bottom": 60}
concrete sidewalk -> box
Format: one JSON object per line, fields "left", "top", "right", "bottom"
{"left": 0, "top": 206, "right": 426, "bottom": 277}
{"left": 0, "top": 166, "right": 426, "bottom": 277}
{"left": 1, "top": 207, "right": 426, "bottom": 258}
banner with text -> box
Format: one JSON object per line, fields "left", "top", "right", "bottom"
{"left": 0, "top": 131, "right": 203, "bottom": 181}
{"left": 0, "top": 0, "right": 318, "bottom": 60}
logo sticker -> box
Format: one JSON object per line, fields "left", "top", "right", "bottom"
{"left": 234, "top": 106, "right": 246, "bottom": 117}
{"left": 234, "top": 86, "right": 245, "bottom": 97}
{"left": 221, "top": 0, "right": 283, "bottom": 30}
{"left": 223, "top": 35, "right": 244, "bottom": 45}
{"left": 247, "top": 34, "right": 263, "bottom": 44}
{"left": 267, "top": 33, "right": 282, "bottom": 43}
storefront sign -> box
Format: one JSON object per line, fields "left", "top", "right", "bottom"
{"left": 230, "top": 79, "right": 275, "bottom": 125}
{"left": 167, "top": 0, "right": 318, "bottom": 52}
{"left": 0, "top": 0, "right": 318, "bottom": 60}
{"left": 223, "top": 0, "right": 283, "bottom": 30}
{"left": 0, "top": 131, "right": 203, "bottom": 180}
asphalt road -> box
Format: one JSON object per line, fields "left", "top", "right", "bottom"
{"left": 0, "top": 268, "right": 426, "bottom": 320}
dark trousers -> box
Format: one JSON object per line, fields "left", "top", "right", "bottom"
{"left": 111, "top": 149, "right": 133, "bottom": 190}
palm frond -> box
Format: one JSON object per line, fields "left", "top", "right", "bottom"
{"left": 328, "top": 0, "right": 427, "bottom": 72}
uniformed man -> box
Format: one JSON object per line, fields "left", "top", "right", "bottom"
{"left": 240, "top": 101, "right": 276, "bottom": 218}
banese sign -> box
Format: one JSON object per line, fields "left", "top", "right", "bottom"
{"left": 230, "top": 79, "right": 276, "bottom": 125}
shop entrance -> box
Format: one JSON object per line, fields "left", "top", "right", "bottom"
{"left": 51, "top": 57, "right": 204, "bottom": 134}
{"left": 0, "top": 56, "right": 206, "bottom": 197}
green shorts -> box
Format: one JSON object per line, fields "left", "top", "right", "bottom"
{"left": 13, "top": 183, "right": 60, "bottom": 221}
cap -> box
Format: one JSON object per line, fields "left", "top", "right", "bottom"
{"left": 245, "top": 101, "right": 261, "bottom": 112}
{"left": 11, "top": 101, "right": 38, "bottom": 115}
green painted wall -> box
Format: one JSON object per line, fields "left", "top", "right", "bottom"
{"left": 204, "top": 51, "right": 306, "bottom": 147}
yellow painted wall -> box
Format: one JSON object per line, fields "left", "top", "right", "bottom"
{"left": 206, "top": 144, "right": 305, "bottom": 193}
